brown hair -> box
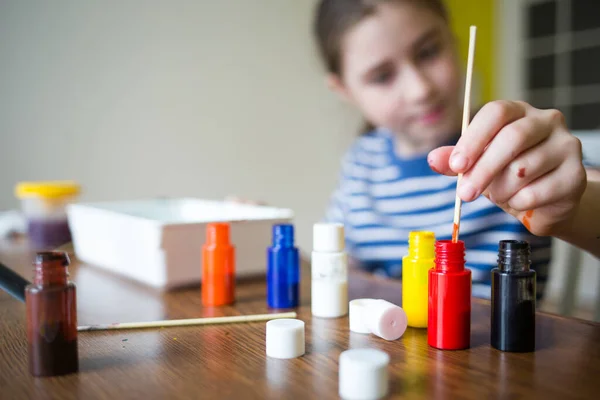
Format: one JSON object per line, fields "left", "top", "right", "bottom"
{"left": 313, "top": 0, "right": 449, "bottom": 133}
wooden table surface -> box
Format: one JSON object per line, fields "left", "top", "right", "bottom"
{"left": 1, "top": 239, "right": 600, "bottom": 400}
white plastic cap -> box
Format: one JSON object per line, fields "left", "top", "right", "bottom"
{"left": 339, "top": 348, "right": 390, "bottom": 400}
{"left": 266, "top": 319, "right": 305, "bottom": 359}
{"left": 364, "top": 299, "right": 407, "bottom": 341}
{"left": 349, "top": 299, "right": 378, "bottom": 334}
{"left": 313, "top": 223, "right": 345, "bottom": 252}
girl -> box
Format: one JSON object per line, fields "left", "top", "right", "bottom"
{"left": 314, "top": 0, "right": 600, "bottom": 299}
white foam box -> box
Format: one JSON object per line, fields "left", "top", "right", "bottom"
{"left": 66, "top": 198, "right": 294, "bottom": 290}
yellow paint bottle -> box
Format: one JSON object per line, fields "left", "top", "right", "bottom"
{"left": 402, "top": 231, "right": 435, "bottom": 328}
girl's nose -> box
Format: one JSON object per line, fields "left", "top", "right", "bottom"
{"left": 400, "top": 65, "right": 434, "bottom": 104}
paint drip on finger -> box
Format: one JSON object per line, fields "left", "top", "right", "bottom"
{"left": 522, "top": 210, "right": 534, "bottom": 231}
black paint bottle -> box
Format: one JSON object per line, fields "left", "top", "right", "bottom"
{"left": 491, "top": 240, "right": 536, "bottom": 352}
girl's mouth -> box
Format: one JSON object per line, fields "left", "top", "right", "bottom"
{"left": 417, "top": 104, "right": 445, "bottom": 126}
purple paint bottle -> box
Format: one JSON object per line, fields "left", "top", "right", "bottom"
{"left": 15, "top": 181, "right": 80, "bottom": 249}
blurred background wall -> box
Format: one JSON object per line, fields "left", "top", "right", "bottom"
{"left": 0, "top": 0, "right": 361, "bottom": 252}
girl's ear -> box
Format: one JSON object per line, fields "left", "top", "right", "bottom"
{"left": 326, "top": 73, "right": 352, "bottom": 103}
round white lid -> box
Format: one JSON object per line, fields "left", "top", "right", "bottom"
{"left": 313, "top": 223, "right": 345, "bottom": 252}
{"left": 365, "top": 299, "right": 408, "bottom": 341}
{"left": 349, "top": 298, "right": 378, "bottom": 334}
{"left": 266, "top": 318, "right": 305, "bottom": 359}
{"left": 339, "top": 348, "right": 390, "bottom": 400}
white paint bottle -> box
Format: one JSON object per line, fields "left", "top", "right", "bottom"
{"left": 311, "top": 223, "right": 348, "bottom": 318}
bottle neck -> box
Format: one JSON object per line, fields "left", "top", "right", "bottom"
{"left": 272, "top": 224, "right": 294, "bottom": 247}
{"left": 33, "top": 251, "right": 70, "bottom": 286}
{"left": 497, "top": 240, "right": 530, "bottom": 273}
{"left": 407, "top": 231, "right": 435, "bottom": 259}
{"left": 206, "top": 223, "right": 231, "bottom": 247}
{"left": 434, "top": 240, "right": 465, "bottom": 272}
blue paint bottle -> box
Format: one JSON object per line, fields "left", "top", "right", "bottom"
{"left": 267, "top": 224, "right": 300, "bottom": 309}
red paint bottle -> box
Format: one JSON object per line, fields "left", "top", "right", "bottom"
{"left": 25, "top": 251, "right": 78, "bottom": 376}
{"left": 428, "top": 240, "right": 471, "bottom": 350}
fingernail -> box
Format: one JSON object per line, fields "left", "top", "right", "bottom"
{"left": 450, "top": 152, "right": 469, "bottom": 171}
{"left": 458, "top": 181, "right": 479, "bottom": 201}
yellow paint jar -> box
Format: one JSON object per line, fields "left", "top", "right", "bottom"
{"left": 402, "top": 231, "right": 435, "bottom": 328}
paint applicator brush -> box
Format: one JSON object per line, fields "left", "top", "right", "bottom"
{"left": 452, "top": 26, "right": 477, "bottom": 243}
{"left": 0, "top": 261, "right": 30, "bottom": 302}
{"left": 78, "top": 312, "right": 298, "bottom": 332}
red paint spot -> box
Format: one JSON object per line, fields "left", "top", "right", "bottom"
{"left": 517, "top": 168, "right": 526, "bottom": 178}
{"left": 428, "top": 157, "right": 440, "bottom": 174}
{"left": 452, "top": 222, "right": 459, "bottom": 242}
{"left": 522, "top": 210, "right": 534, "bottom": 231}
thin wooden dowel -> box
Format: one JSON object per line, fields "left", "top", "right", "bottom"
{"left": 77, "top": 311, "right": 297, "bottom": 332}
{"left": 452, "top": 25, "right": 477, "bottom": 243}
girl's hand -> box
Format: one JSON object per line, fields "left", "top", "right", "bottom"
{"left": 427, "top": 100, "right": 587, "bottom": 236}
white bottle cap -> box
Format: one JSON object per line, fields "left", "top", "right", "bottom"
{"left": 349, "top": 299, "right": 378, "bottom": 334}
{"left": 266, "top": 319, "right": 305, "bottom": 359}
{"left": 313, "top": 223, "right": 345, "bottom": 252}
{"left": 339, "top": 348, "right": 389, "bottom": 400}
{"left": 364, "top": 299, "right": 408, "bottom": 341}
{"left": 311, "top": 280, "right": 348, "bottom": 318}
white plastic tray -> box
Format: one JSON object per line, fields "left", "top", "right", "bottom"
{"left": 67, "top": 198, "right": 294, "bottom": 290}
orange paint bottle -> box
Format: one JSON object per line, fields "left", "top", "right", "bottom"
{"left": 202, "top": 223, "right": 235, "bottom": 306}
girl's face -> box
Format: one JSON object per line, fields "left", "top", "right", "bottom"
{"left": 330, "top": 2, "right": 461, "bottom": 148}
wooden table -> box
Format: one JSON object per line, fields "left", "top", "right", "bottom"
{"left": 1, "top": 239, "right": 600, "bottom": 399}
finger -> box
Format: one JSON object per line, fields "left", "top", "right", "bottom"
{"left": 458, "top": 114, "right": 549, "bottom": 202}
{"left": 485, "top": 134, "right": 565, "bottom": 204}
{"left": 450, "top": 100, "right": 526, "bottom": 173}
{"left": 427, "top": 146, "right": 457, "bottom": 176}
{"left": 507, "top": 159, "right": 587, "bottom": 211}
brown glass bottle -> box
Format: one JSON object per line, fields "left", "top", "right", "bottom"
{"left": 25, "top": 251, "right": 78, "bottom": 377}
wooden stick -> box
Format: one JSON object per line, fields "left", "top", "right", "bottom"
{"left": 77, "top": 311, "right": 297, "bottom": 332}
{"left": 452, "top": 26, "right": 477, "bottom": 243}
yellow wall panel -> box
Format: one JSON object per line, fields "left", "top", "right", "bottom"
{"left": 445, "top": 0, "right": 496, "bottom": 102}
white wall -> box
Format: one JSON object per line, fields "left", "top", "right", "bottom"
{"left": 0, "top": 0, "right": 360, "bottom": 251}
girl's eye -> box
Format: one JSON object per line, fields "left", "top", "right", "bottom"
{"left": 417, "top": 42, "right": 441, "bottom": 62}
{"left": 369, "top": 69, "right": 394, "bottom": 85}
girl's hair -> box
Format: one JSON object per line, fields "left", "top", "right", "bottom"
{"left": 313, "top": 0, "right": 449, "bottom": 133}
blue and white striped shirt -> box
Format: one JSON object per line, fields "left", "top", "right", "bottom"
{"left": 325, "top": 129, "right": 551, "bottom": 299}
